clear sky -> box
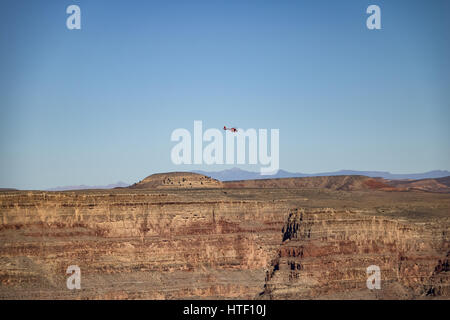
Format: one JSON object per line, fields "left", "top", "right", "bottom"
{"left": 1, "top": 0, "right": 449, "bottom": 189}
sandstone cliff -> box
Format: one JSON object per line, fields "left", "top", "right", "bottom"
{"left": 0, "top": 180, "right": 448, "bottom": 299}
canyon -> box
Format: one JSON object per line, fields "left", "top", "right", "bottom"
{"left": 0, "top": 173, "right": 449, "bottom": 299}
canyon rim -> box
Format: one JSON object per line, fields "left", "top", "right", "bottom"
{"left": 0, "top": 172, "right": 448, "bottom": 300}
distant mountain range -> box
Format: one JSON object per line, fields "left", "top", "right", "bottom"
{"left": 193, "top": 168, "right": 450, "bottom": 182}
{"left": 42, "top": 169, "right": 450, "bottom": 191}
{"left": 46, "top": 182, "right": 129, "bottom": 191}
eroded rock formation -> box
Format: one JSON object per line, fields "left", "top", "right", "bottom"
{"left": 262, "top": 208, "right": 449, "bottom": 299}
{"left": 0, "top": 176, "right": 449, "bottom": 299}
{"left": 129, "top": 172, "right": 223, "bottom": 189}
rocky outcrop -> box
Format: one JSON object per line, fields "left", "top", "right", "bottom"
{"left": 129, "top": 172, "right": 223, "bottom": 189}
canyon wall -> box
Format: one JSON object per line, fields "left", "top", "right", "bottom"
{"left": 0, "top": 188, "right": 448, "bottom": 299}
{"left": 262, "top": 208, "right": 449, "bottom": 299}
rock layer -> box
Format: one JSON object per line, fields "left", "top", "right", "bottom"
{"left": 0, "top": 187, "right": 449, "bottom": 299}
{"left": 129, "top": 172, "right": 222, "bottom": 189}
{"left": 262, "top": 208, "right": 449, "bottom": 299}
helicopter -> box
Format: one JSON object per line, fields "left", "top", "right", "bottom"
{"left": 223, "top": 126, "right": 238, "bottom": 133}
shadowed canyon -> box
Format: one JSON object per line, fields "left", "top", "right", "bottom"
{"left": 0, "top": 173, "right": 449, "bottom": 299}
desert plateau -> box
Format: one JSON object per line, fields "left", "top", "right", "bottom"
{"left": 0, "top": 172, "right": 448, "bottom": 300}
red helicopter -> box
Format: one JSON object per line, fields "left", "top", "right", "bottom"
{"left": 223, "top": 126, "right": 238, "bottom": 133}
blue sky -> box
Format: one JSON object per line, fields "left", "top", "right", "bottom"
{"left": 1, "top": 0, "right": 449, "bottom": 189}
